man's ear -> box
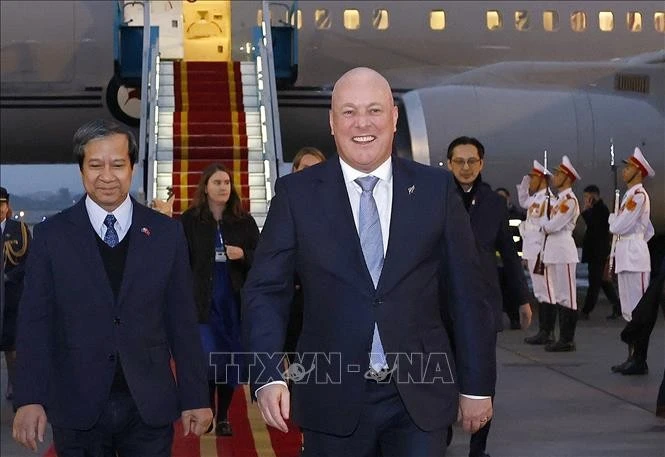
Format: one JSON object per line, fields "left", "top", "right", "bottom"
{"left": 329, "top": 109, "right": 334, "bottom": 136}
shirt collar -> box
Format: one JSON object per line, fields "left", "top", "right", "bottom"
{"left": 85, "top": 194, "right": 133, "bottom": 233}
{"left": 339, "top": 155, "right": 393, "bottom": 186}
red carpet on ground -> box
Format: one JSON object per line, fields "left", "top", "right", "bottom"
{"left": 43, "top": 386, "right": 302, "bottom": 457}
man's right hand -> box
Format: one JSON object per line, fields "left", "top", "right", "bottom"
{"left": 13, "top": 404, "right": 47, "bottom": 451}
{"left": 256, "top": 384, "right": 290, "bottom": 433}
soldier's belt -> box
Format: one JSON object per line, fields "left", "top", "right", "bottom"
{"left": 617, "top": 233, "right": 644, "bottom": 241}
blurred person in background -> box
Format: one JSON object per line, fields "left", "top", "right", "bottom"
{"left": 181, "top": 163, "right": 260, "bottom": 436}
{"left": 0, "top": 187, "right": 31, "bottom": 402}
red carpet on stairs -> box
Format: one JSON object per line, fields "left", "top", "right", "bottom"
{"left": 170, "top": 61, "right": 250, "bottom": 216}
{"left": 43, "top": 386, "right": 303, "bottom": 457}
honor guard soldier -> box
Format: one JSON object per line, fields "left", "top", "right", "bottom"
{"left": 541, "top": 156, "right": 581, "bottom": 352}
{"left": 609, "top": 147, "right": 654, "bottom": 375}
{"left": 518, "top": 161, "right": 557, "bottom": 345}
{"left": 0, "top": 186, "right": 31, "bottom": 401}
{"left": 517, "top": 160, "right": 556, "bottom": 344}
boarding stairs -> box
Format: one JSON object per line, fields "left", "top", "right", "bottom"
{"left": 154, "top": 60, "right": 268, "bottom": 227}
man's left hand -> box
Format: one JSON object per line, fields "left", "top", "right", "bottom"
{"left": 519, "top": 303, "right": 532, "bottom": 329}
{"left": 181, "top": 408, "right": 213, "bottom": 436}
{"left": 458, "top": 396, "right": 493, "bottom": 434}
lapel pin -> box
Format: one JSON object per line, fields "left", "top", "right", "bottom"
{"left": 408, "top": 185, "right": 415, "bottom": 195}
{"left": 141, "top": 227, "right": 151, "bottom": 237}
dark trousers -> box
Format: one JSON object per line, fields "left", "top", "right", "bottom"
{"left": 209, "top": 381, "right": 235, "bottom": 422}
{"left": 53, "top": 391, "right": 173, "bottom": 457}
{"left": 582, "top": 259, "right": 620, "bottom": 314}
{"left": 301, "top": 380, "right": 447, "bottom": 457}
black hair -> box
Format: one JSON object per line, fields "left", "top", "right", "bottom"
{"left": 583, "top": 184, "right": 600, "bottom": 194}
{"left": 446, "top": 136, "right": 485, "bottom": 160}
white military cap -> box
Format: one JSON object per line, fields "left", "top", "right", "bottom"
{"left": 529, "top": 160, "right": 551, "bottom": 177}
{"left": 556, "top": 155, "right": 581, "bottom": 181}
{"left": 623, "top": 146, "right": 655, "bottom": 177}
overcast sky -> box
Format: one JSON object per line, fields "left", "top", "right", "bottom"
{"left": 0, "top": 164, "right": 143, "bottom": 195}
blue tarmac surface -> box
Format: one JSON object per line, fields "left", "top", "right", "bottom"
{"left": 2, "top": 298, "right": 663, "bottom": 457}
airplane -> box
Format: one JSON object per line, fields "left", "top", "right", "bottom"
{"left": 1, "top": 1, "right": 663, "bottom": 245}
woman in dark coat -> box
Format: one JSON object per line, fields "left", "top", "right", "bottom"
{"left": 180, "top": 164, "right": 259, "bottom": 436}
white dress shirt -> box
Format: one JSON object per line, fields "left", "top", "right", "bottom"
{"left": 85, "top": 195, "right": 133, "bottom": 243}
{"left": 339, "top": 156, "right": 393, "bottom": 256}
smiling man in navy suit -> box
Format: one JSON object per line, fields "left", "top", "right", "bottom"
{"left": 12, "top": 119, "right": 212, "bottom": 456}
{"left": 243, "top": 67, "right": 496, "bottom": 456}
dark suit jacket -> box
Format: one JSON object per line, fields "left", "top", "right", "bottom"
{"left": 465, "top": 181, "right": 530, "bottom": 332}
{"left": 1, "top": 219, "right": 31, "bottom": 349}
{"left": 581, "top": 199, "right": 612, "bottom": 263}
{"left": 14, "top": 198, "right": 209, "bottom": 429}
{"left": 180, "top": 208, "right": 260, "bottom": 323}
{"left": 243, "top": 156, "right": 495, "bottom": 435}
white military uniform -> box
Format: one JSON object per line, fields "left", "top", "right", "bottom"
{"left": 517, "top": 161, "right": 554, "bottom": 303}
{"left": 540, "top": 156, "right": 581, "bottom": 312}
{"left": 541, "top": 187, "right": 580, "bottom": 310}
{"left": 609, "top": 183, "right": 653, "bottom": 321}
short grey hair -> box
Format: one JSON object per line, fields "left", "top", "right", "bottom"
{"left": 73, "top": 119, "right": 138, "bottom": 170}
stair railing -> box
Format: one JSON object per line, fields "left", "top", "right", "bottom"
{"left": 136, "top": 5, "right": 160, "bottom": 206}
{"left": 255, "top": 0, "right": 284, "bottom": 201}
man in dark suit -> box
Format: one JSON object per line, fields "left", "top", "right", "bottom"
{"left": 1, "top": 187, "right": 31, "bottom": 401}
{"left": 447, "top": 137, "right": 532, "bottom": 457}
{"left": 12, "top": 120, "right": 212, "bottom": 455}
{"left": 243, "top": 67, "right": 495, "bottom": 456}
{"left": 579, "top": 185, "right": 621, "bottom": 320}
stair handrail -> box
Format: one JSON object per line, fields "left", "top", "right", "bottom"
{"left": 256, "top": 0, "right": 284, "bottom": 201}
{"left": 135, "top": 3, "right": 160, "bottom": 206}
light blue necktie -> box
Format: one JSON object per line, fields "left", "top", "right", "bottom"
{"left": 103, "top": 214, "right": 119, "bottom": 248}
{"left": 355, "top": 176, "right": 387, "bottom": 371}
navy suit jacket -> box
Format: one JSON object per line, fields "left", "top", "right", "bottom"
{"left": 466, "top": 181, "right": 530, "bottom": 332}
{"left": 14, "top": 198, "right": 209, "bottom": 429}
{"left": 243, "top": 156, "right": 495, "bottom": 435}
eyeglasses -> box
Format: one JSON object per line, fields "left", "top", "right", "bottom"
{"left": 450, "top": 157, "right": 481, "bottom": 167}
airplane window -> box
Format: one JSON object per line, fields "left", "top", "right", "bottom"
{"left": 290, "top": 9, "right": 302, "bottom": 29}
{"left": 515, "top": 11, "right": 530, "bottom": 31}
{"left": 315, "top": 9, "right": 331, "bottom": 29}
{"left": 627, "top": 12, "right": 642, "bottom": 32}
{"left": 430, "top": 11, "right": 446, "bottom": 30}
{"left": 487, "top": 11, "right": 502, "bottom": 30}
{"left": 373, "top": 9, "right": 389, "bottom": 30}
{"left": 599, "top": 12, "right": 614, "bottom": 31}
{"left": 571, "top": 11, "right": 586, "bottom": 32}
{"left": 655, "top": 12, "right": 665, "bottom": 32}
{"left": 543, "top": 10, "right": 559, "bottom": 31}
{"left": 344, "top": 9, "right": 360, "bottom": 30}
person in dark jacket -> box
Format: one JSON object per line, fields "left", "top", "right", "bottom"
{"left": 447, "top": 136, "right": 532, "bottom": 457}
{"left": 1, "top": 187, "right": 31, "bottom": 401}
{"left": 579, "top": 185, "right": 621, "bottom": 319}
{"left": 181, "top": 163, "right": 260, "bottom": 436}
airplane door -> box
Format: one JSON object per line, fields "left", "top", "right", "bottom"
{"left": 182, "top": 0, "right": 231, "bottom": 61}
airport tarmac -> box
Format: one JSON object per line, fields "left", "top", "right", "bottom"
{"left": 2, "top": 297, "right": 663, "bottom": 457}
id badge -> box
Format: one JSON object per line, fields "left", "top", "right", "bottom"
{"left": 215, "top": 248, "right": 227, "bottom": 262}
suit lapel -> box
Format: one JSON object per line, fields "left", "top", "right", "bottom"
{"left": 377, "top": 157, "right": 418, "bottom": 294}
{"left": 318, "top": 156, "right": 373, "bottom": 288}
{"left": 66, "top": 198, "right": 115, "bottom": 305}
{"left": 117, "top": 200, "right": 152, "bottom": 309}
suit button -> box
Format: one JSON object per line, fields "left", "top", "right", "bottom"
{"left": 108, "top": 353, "right": 116, "bottom": 362}
{"left": 374, "top": 299, "right": 384, "bottom": 307}
{"left": 114, "top": 317, "right": 121, "bottom": 325}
